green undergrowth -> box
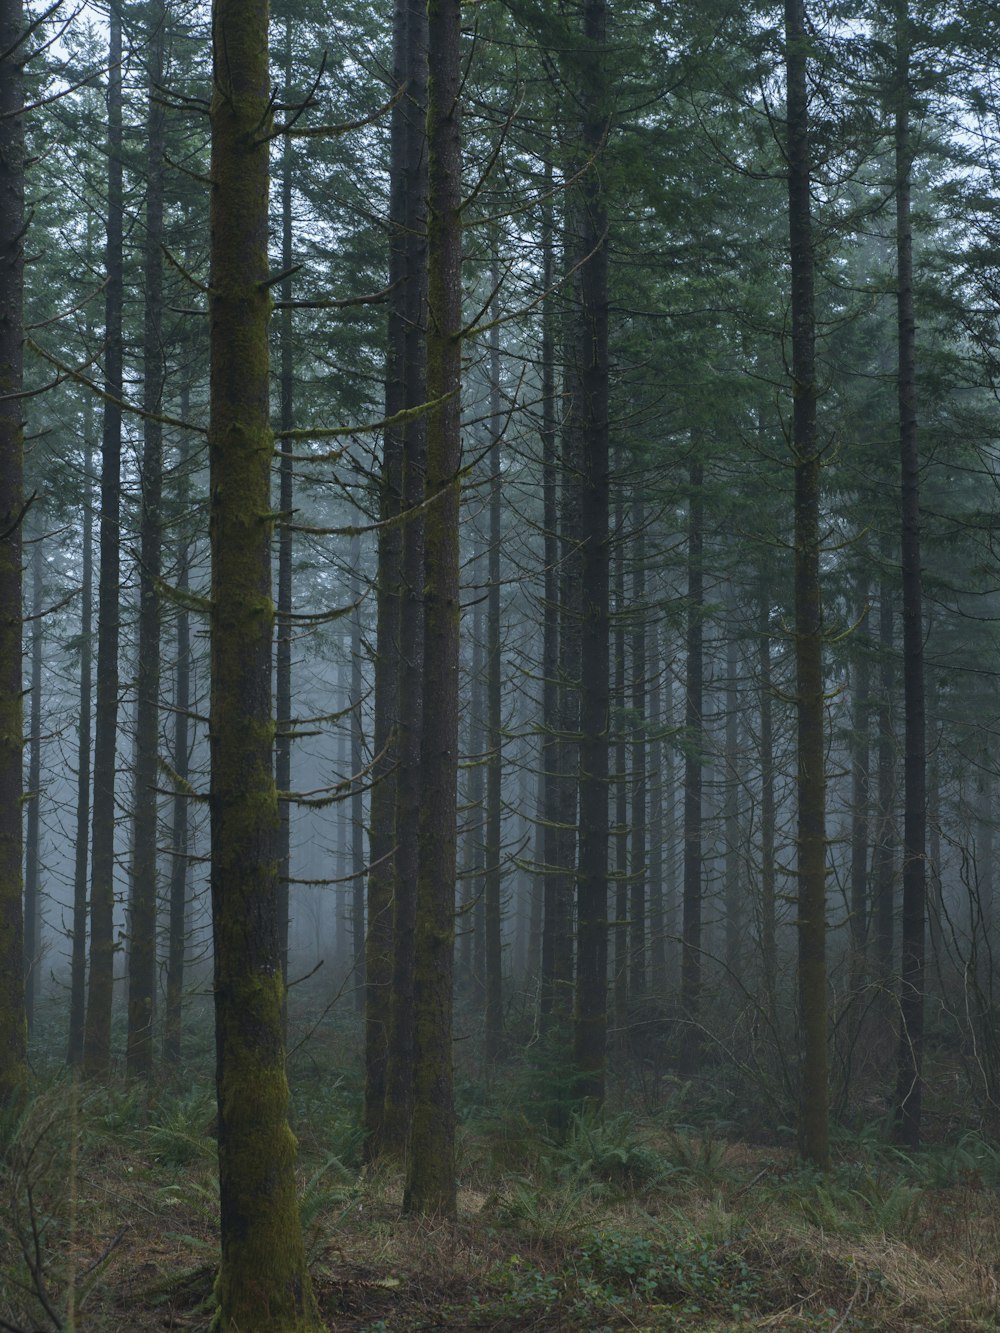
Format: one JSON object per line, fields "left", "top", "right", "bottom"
{"left": 4, "top": 1005, "right": 999, "bottom": 1330}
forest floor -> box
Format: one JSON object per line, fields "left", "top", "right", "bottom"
{"left": 4, "top": 1003, "right": 1000, "bottom": 1331}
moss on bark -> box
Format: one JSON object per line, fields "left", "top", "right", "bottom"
{"left": 208, "top": 0, "right": 319, "bottom": 1320}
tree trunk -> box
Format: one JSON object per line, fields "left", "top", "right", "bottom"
{"left": 83, "top": 0, "right": 124, "bottom": 1079}
{"left": 572, "top": 0, "right": 611, "bottom": 1108}
{"left": 612, "top": 487, "right": 628, "bottom": 1046}
{"left": 0, "top": 0, "right": 24, "bottom": 1101}
{"left": 875, "top": 567, "right": 896, "bottom": 989}
{"left": 68, "top": 429, "right": 94, "bottom": 1066}
{"left": 680, "top": 455, "right": 704, "bottom": 1075}
{"left": 849, "top": 580, "right": 871, "bottom": 987}
{"left": 382, "top": 0, "right": 429, "bottom": 1153}
{"left": 630, "top": 488, "right": 647, "bottom": 997}
{"left": 163, "top": 434, "right": 191, "bottom": 1067}
{"left": 723, "top": 602, "right": 740, "bottom": 981}
{"left": 208, "top": 0, "right": 318, "bottom": 1316}
{"left": 757, "top": 575, "right": 777, "bottom": 1017}
{"left": 23, "top": 521, "right": 41, "bottom": 1034}
{"left": 893, "top": 0, "right": 926, "bottom": 1150}
{"left": 127, "top": 0, "right": 166, "bottom": 1076}
{"left": 647, "top": 626, "right": 666, "bottom": 993}
{"left": 364, "top": 0, "right": 426, "bottom": 1159}
{"left": 785, "top": 0, "right": 829, "bottom": 1170}
{"left": 350, "top": 533, "right": 366, "bottom": 1014}
{"left": 275, "top": 12, "right": 295, "bottom": 1015}
{"left": 484, "top": 258, "right": 504, "bottom": 1065}
{"left": 403, "top": 0, "right": 462, "bottom": 1215}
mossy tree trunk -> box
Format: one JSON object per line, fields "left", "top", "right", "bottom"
{"left": 380, "top": 0, "right": 428, "bottom": 1157}
{"left": 68, "top": 428, "right": 94, "bottom": 1066}
{"left": 403, "top": 0, "right": 462, "bottom": 1215}
{"left": 84, "top": 0, "right": 124, "bottom": 1079}
{"left": 208, "top": 0, "right": 319, "bottom": 1318}
{"left": 0, "top": 0, "right": 26, "bottom": 1099}
{"left": 484, "top": 258, "right": 504, "bottom": 1065}
{"left": 275, "top": 10, "right": 295, "bottom": 1019}
{"left": 785, "top": 0, "right": 830, "bottom": 1171}
{"left": 680, "top": 455, "right": 704, "bottom": 1077}
{"left": 756, "top": 572, "right": 777, "bottom": 1019}
{"left": 572, "top": 0, "right": 611, "bottom": 1108}
{"left": 630, "top": 488, "right": 647, "bottom": 998}
{"left": 127, "top": 0, "right": 167, "bottom": 1077}
{"left": 893, "top": 0, "right": 926, "bottom": 1151}
{"left": 23, "top": 520, "right": 42, "bottom": 1035}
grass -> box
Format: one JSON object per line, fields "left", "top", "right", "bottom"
{"left": 3, "top": 1003, "right": 999, "bottom": 1330}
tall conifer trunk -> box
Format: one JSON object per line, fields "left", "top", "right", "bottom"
{"left": 0, "top": 0, "right": 25, "bottom": 1100}
{"left": 484, "top": 261, "right": 504, "bottom": 1064}
{"left": 573, "top": 0, "right": 611, "bottom": 1106}
{"left": 275, "top": 12, "right": 295, "bottom": 1012}
{"left": 785, "top": 0, "right": 829, "bottom": 1169}
{"left": 404, "top": 0, "right": 462, "bottom": 1215}
{"left": 23, "top": 524, "right": 42, "bottom": 1034}
{"left": 681, "top": 455, "right": 704, "bottom": 1074}
{"left": 68, "top": 431, "right": 94, "bottom": 1066}
{"left": 893, "top": 0, "right": 926, "bottom": 1150}
{"left": 127, "top": 0, "right": 167, "bottom": 1076}
{"left": 208, "top": 0, "right": 318, "bottom": 1316}
{"left": 84, "top": 0, "right": 124, "bottom": 1078}
{"left": 630, "top": 489, "right": 647, "bottom": 997}
{"left": 364, "top": 0, "right": 426, "bottom": 1157}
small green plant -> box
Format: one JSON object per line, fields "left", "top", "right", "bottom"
{"left": 147, "top": 1086, "right": 217, "bottom": 1168}
{"left": 552, "top": 1110, "right": 669, "bottom": 1189}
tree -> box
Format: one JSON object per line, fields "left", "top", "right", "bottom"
{"left": 0, "top": 0, "right": 26, "bottom": 1103}
{"left": 403, "top": 0, "right": 462, "bottom": 1215}
{"left": 785, "top": 0, "right": 830, "bottom": 1170}
{"left": 83, "top": 0, "right": 124, "bottom": 1079}
{"left": 207, "top": 0, "right": 319, "bottom": 1315}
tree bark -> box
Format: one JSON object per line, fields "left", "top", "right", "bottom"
{"left": 208, "top": 0, "right": 318, "bottom": 1315}
{"left": 0, "top": 0, "right": 24, "bottom": 1101}
{"left": 83, "top": 0, "right": 124, "bottom": 1079}
{"left": 484, "top": 257, "right": 504, "bottom": 1064}
{"left": 785, "top": 0, "right": 829, "bottom": 1170}
{"left": 893, "top": 0, "right": 926, "bottom": 1150}
{"left": 364, "top": 0, "right": 425, "bottom": 1159}
{"left": 23, "top": 521, "right": 41, "bottom": 1035}
{"left": 572, "top": 0, "right": 611, "bottom": 1108}
{"left": 127, "top": 0, "right": 167, "bottom": 1076}
{"left": 403, "top": 0, "right": 462, "bottom": 1215}
{"left": 630, "top": 488, "right": 647, "bottom": 997}
{"left": 680, "top": 455, "right": 704, "bottom": 1075}
{"left": 68, "top": 429, "right": 94, "bottom": 1066}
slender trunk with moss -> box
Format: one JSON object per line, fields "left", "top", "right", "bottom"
{"left": 484, "top": 261, "right": 504, "bottom": 1065}
{"left": 164, "top": 483, "right": 190, "bottom": 1068}
{"left": 0, "top": 0, "right": 25, "bottom": 1102}
{"left": 630, "top": 489, "right": 647, "bottom": 997}
{"left": 680, "top": 456, "right": 704, "bottom": 1076}
{"left": 275, "top": 12, "right": 295, "bottom": 1014}
{"left": 893, "top": 0, "right": 926, "bottom": 1150}
{"left": 757, "top": 575, "right": 777, "bottom": 1015}
{"left": 647, "top": 627, "right": 666, "bottom": 993}
{"left": 364, "top": 0, "right": 424, "bottom": 1158}
{"left": 68, "top": 431, "right": 94, "bottom": 1066}
{"left": 612, "top": 488, "right": 628, "bottom": 1045}
{"left": 208, "top": 0, "right": 318, "bottom": 1317}
{"left": 350, "top": 535, "right": 366, "bottom": 1014}
{"left": 723, "top": 605, "right": 740, "bottom": 981}
{"left": 785, "top": 0, "right": 829, "bottom": 1170}
{"left": 381, "top": 0, "right": 428, "bottom": 1154}
{"left": 849, "top": 580, "right": 871, "bottom": 992}
{"left": 572, "top": 0, "right": 611, "bottom": 1107}
{"left": 23, "top": 523, "right": 41, "bottom": 1035}
{"left": 127, "top": 0, "right": 166, "bottom": 1076}
{"left": 875, "top": 568, "right": 896, "bottom": 990}
{"left": 83, "top": 0, "right": 124, "bottom": 1079}
{"left": 403, "top": 0, "right": 462, "bottom": 1215}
